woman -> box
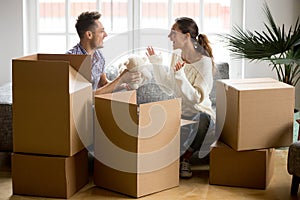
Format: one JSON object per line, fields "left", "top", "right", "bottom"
{"left": 146, "top": 17, "right": 216, "bottom": 178}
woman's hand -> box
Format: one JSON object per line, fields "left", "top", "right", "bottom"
{"left": 146, "top": 46, "right": 163, "bottom": 65}
{"left": 146, "top": 46, "right": 155, "bottom": 57}
{"left": 174, "top": 61, "right": 185, "bottom": 72}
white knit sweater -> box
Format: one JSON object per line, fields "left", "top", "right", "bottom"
{"left": 148, "top": 53, "right": 216, "bottom": 122}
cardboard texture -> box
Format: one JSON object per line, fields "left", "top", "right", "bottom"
{"left": 209, "top": 141, "right": 274, "bottom": 189}
{"left": 216, "top": 78, "right": 294, "bottom": 151}
{"left": 12, "top": 149, "right": 89, "bottom": 198}
{"left": 93, "top": 90, "right": 181, "bottom": 197}
{"left": 12, "top": 54, "right": 93, "bottom": 156}
{"left": 94, "top": 159, "right": 179, "bottom": 198}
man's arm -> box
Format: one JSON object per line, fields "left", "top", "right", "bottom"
{"left": 94, "top": 69, "right": 140, "bottom": 95}
{"left": 97, "top": 73, "right": 110, "bottom": 88}
{"left": 94, "top": 72, "right": 124, "bottom": 95}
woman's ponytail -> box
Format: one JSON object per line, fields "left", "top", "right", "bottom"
{"left": 197, "top": 34, "right": 213, "bottom": 58}
{"left": 197, "top": 34, "right": 215, "bottom": 73}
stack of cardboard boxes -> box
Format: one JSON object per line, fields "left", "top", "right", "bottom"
{"left": 210, "top": 78, "right": 295, "bottom": 189}
{"left": 12, "top": 54, "right": 93, "bottom": 198}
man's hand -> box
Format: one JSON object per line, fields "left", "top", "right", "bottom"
{"left": 119, "top": 69, "right": 141, "bottom": 84}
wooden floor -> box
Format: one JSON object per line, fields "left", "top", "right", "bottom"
{"left": 0, "top": 149, "right": 299, "bottom": 200}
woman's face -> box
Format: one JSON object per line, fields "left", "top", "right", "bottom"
{"left": 168, "top": 24, "right": 188, "bottom": 50}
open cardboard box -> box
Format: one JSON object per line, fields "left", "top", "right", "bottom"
{"left": 12, "top": 54, "right": 93, "bottom": 156}
{"left": 216, "top": 78, "right": 294, "bottom": 151}
{"left": 93, "top": 90, "right": 184, "bottom": 197}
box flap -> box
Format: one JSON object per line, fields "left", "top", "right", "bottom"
{"left": 138, "top": 98, "right": 181, "bottom": 143}
{"left": 13, "top": 54, "right": 38, "bottom": 61}
{"left": 218, "top": 78, "right": 294, "bottom": 91}
{"left": 37, "top": 54, "right": 92, "bottom": 83}
{"left": 94, "top": 96, "right": 139, "bottom": 153}
{"left": 95, "top": 90, "right": 137, "bottom": 104}
{"left": 13, "top": 59, "right": 70, "bottom": 96}
{"left": 69, "top": 66, "right": 92, "bottom": 93}
{"left": 230, "top": 82, "right": 294, "bottom": 91}
{"left": 70, "top": 85, "right": 93, "bottom": 152}
{"left": 218, "top": 77, "right": 278, "bottom": 85}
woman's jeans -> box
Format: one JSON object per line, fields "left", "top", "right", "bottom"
{"left": 188, "top": 112, "right": 211, "bottom": 152}
{"left": 180, "top": 112, "right": 212, "bottom": 156}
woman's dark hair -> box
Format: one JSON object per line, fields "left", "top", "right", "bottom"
{"left": 175, "top": 17, "right": 215, "bottom": 68}
{"left": 75, "top": 11, "right": 101, "bottom": 38}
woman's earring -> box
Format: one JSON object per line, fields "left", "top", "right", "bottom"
{"left": 194, "top": 41, "right": 198, "bottom": 49}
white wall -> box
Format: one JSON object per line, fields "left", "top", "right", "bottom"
{"left": 244, "top": 0, "right": 300, "bottom": 79}
{"left": 230, "top": 0, "right": 300, "bottom": 109}
{"left": 0, "top": 0, "right": 24, "bottom": 86}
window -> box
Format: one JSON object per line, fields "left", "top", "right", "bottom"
{"left": 34, "top": 0, "right": 128, "bottom": 53}
{"left": 26, "top": 0, "right": 230, "bottom": 63}
{"left": 139, "top": 0, "right": 230, "bottom": 62}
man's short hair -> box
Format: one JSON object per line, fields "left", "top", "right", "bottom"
{"left": 75, "top": 11, "right": 101, "bottom": 38}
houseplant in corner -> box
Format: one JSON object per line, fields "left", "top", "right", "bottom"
{"left": 222, "top": 3, "right": 300, "bottom": 86}
{"left": 221, "top": 2, "right": 300, "bottom": 139}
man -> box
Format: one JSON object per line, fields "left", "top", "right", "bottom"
{"left": 67, "top": 11, "right": 140, "bottom": 94}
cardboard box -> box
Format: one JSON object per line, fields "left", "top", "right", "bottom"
{"left": 12, "top": 149, "right": 89, "bottom": 198}
{"left": 93, "top": 90, "right": 181, "bottom": 197}
{"left": 12, "top": 54, "right": 93, "bottom": 156}
{"left": 216, "top": 78, "right": 294, "bottom": 151}
{"left": 209, "top": 141, "right": 274, "bottom": 189}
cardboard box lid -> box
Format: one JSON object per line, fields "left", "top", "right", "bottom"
{"left": 230, "top": 82, "right": 294, "bottom": 91}
{"left": 219, "top": 77, "right": 277, "bottom": 84}
{"left": 218, "top": 78, "right": 294, "bottom": 91}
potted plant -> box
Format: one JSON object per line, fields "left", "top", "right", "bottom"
{"left": 222, "top": 3, "right": 300, "bottom": 87}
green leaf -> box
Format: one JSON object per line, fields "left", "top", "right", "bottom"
{"left": 221, "top": 3, "right": 300, "bottom": 86}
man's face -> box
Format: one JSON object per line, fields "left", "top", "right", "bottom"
{"left": 90, "top": 20, "right": 107, "bottom": 49}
